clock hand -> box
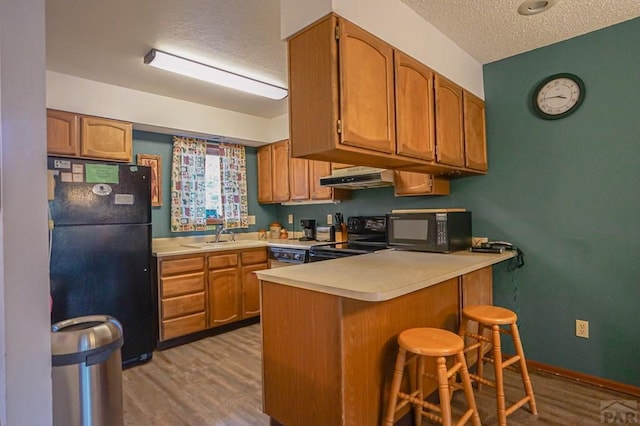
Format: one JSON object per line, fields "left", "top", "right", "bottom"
{"left": 544, "top": 95, "right": 568, "bottom": 100}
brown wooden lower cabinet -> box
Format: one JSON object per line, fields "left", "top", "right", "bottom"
{"left": 242, "top": 263, "right": 265, "bottom": 318}
{"left": 158, "top": 255, "right": 207, "bottom": 341}
{"left": 162, "top": 312, "right": 207, "bottom": 341}
{"left": 156, "top": 247, "right": 268, "bottom": 342}
{"left": 208, "top": 266, "right": 241, "bottom": 327}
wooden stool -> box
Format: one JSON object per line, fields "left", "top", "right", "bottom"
{"left": 384, "top": 328, "right": 481, "bottom": 426}
{"left": 459, "top": 305, "right": 538, "bottom": 425}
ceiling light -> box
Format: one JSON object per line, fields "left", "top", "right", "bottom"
{"left": 517, "top": 0, "right": 559, "bottom": 16}
{"left": 143, "top": 49, "right": 287, "bottom": 100}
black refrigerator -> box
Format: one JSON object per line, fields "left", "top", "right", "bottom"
{"left": 48, "top": 156, "right": 155, "bottom": 366}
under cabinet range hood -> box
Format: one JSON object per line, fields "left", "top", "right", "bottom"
{"left": 319, "top": 166, "right": 395, "bottom": 190}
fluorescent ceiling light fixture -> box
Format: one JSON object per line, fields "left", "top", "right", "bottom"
{"left": 144, "top": 49, "right": 287, "bottom": 100}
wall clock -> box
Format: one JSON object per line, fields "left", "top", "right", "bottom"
{"left": 533, "top": 73, "right": 585, "bottom": 120}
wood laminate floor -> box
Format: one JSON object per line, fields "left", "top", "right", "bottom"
{"left": 123, "top": 323, "right": 637, "bottom": 425}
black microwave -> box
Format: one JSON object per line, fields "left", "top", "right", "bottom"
{"left": 386, "top": 212, "right": 472, "bottom": 253}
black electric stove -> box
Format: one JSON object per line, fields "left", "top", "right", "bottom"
{"left": 308, "top": 216, "right": 387, "bottom": 262}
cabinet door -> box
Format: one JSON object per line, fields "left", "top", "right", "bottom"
{"left": 394, "top": 52, "right": 435, "bottom": 161}
{"left": 257, "top": 145, "right": 273, "bottom": 203}
{"left": 434, "top": 75, "right": 464, "bottom": 167}
{"left": 242, "top": 263, "right": 267, "bottom": 318}
{"left": 80, "top": 116, "right": 132, "bottom": 162}
{"left": 310, "top": 160, "right": 332, "bottom": 200}
{"left": 271, "top": 140, "right": 290, "bottom": 202}
{"left": 463, "top": 91, "right": 488, "bottom": 172}
{"left": 339, "top": 19, "right": 395, "bottom": 154}
{"left": 47, "top": 109, "right": 80, "bottom": 156}
{"left": 289, "top": 157, "right": 310, "bottom": 201}
{"left": 208, "top": 267, "right": 241, "bottom": 327}
{"left": 393, "top": 171, "right": 450, "bottom": 196}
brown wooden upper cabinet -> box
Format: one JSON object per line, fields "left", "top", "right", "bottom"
{"left": 288, "top": 15, "right": 413, "bottom": 169}
{"left": 257, "top": 144, "right": 274, "bottom": 203}
{"left": 288, "top": 13, "right": 488, "bottom": 178}
{"left": 257, "top": 140, "right": 290, "bottom": 203}
{"left": 289, "top": 156, "right": 310, "bottom": 201}
{"left": 309, "top": 161, "right": 333, "bottom": 200}
{"left": 338, "top": 18, "right": 396, "bottom": 155}
{"left": 394, "top": 51, "right": 435, "bottom": 162}
{"left": 394, "top": 171, "right": 450, "bottom": 197}
{"left": 434, "top": 75, "right": 465, "bottom": 168}
{"left": 47, "top": 109, "right": 132, "bottom": 162}
{"left": 257, "top": 140, "right": 349, "bottom": 204}
{"left": 463, "top": 91, "right": 488, "bottom": 172}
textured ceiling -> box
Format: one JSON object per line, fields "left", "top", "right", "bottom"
{"left": 401, "top": 0, "right": 640, "bottom": 64}
{"left": 46, "top": 1, "right": 640, "bottom": 120}
{"left": 46, "top": 0, "right": 288, "bottom": 118}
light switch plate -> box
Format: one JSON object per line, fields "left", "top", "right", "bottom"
{"left": 247, "top": 215, "right": 256, "bottom": 225}
{"left": 327, "top": 214, "right": 333, "bottom": 225}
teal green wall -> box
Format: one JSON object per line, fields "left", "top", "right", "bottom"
{"left": 276, "top": 18, "right": 640, "bottom": 386}
{"left": 132, "top": 130, "right": 277, "bottom": 238}
{"left": 478, "top": 18, "right": 640, "bottom": 386}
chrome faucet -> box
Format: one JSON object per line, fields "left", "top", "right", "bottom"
{"left": 214, "top": 224, "right": 226, "bottom": 243}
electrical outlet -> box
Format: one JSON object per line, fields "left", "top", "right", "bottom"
{"left": 247, "top": 215, "right": 256, "bottom": 225}
{"left": 327, "top": 214, "right": 333, "bottom": 225}
{"left": 576, "top": 319, "right": 589, "bottom": 338}
{"left": 288, "top": 214, "right": 294, "bottom": 224}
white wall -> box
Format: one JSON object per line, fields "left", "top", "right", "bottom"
{"left": 266, "top": 113, "right": 289, "bottom": 142}
{"left": 280, "top": 0, "right": 332, "bottom": 39}
{"left": 280, "top": 0, "right": 484, "bottom": 98}
{"left": 0, "top": 0, "right": 52, "bottom": 424}
{"left": 47, "top": 71, "right": 289, "bottom": 145}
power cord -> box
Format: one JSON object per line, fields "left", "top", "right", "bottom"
{"left": 506, "top": 246, "right": 524, "bottom": 328}
{"left": 508, "top": 247, "right": 525, "bottom": 271}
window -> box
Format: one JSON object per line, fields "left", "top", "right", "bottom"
{"left": 205, "top": 146, "right": 223, "bottom": 225}
{"left": 170, "top": 136, "right": 248, "bottom": 233}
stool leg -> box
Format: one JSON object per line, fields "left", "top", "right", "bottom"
{"left": 436, "top": 357, "right": 453, "bottom": 426}
{"left": 385, "top": 347, "right": 407, "bottom": 426}
{"left": 492, "top": 324, "right": 507, "bottom": 426}
{"left": 510, "top": 323, "right": 538, "bottom": 415}
{"left": 457, "top": 352, "right": 482, "bottom": 426}
{"left": 414, "top": 355, "right": 425, "bottom": 426}
{"left": 476, "top": 322, "right": 486, "bottom": 390}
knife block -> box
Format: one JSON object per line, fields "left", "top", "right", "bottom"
{"left": 334, "top": 224, "right": 348, "bottom": 243}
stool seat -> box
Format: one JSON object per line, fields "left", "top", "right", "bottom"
{"left": 399, "top": 328, "right": 464, "bottom": 357}
{"left": 462, "top": 305, "right": 517, "bottom": 325}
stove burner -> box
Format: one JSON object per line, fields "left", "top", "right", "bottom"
{"left": 309, "top": 215, "right": 387, "bottom": 262}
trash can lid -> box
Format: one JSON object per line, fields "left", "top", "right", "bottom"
{"left": 51, "top": 315, "right": 123, "bottom": 357}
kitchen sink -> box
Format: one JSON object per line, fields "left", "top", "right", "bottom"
{"left": 180, "top": 240, "right": 265, "bottom": 249}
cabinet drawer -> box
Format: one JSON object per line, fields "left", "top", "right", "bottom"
{"left": 160, "top": 256, "right": 204, "bottom": 276}
{"left": 208, "top": 253, "right": 238, "bottom": 269}
{"left": 241, "top": 249, "right": 268, "bottom": 265}
{"left": 161, "top": 272, "right": 205, "bottom": 298}
{"left": 161, "top": 292, "right": 205, "bottom": 320}
{"left": 161, "top": 312, "right": 206, "bottom": 341}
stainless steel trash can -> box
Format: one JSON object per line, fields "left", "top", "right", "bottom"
{"left": 51, "top": 315, "right": 124, "bottom": 426}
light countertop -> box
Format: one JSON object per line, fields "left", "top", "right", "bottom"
{"left": 255, "top": 249, "right": 515, "bottom": 302}
{"left": 152, "top": 234, "right": 327, "bottom": 257}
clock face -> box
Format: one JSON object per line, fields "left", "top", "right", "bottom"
{"left": 533, "top": 73, "right": 585, "bottom": 119}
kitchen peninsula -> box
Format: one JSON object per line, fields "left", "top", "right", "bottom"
{"left": 255, "top": 249, "right": 515, "bottom": 426}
